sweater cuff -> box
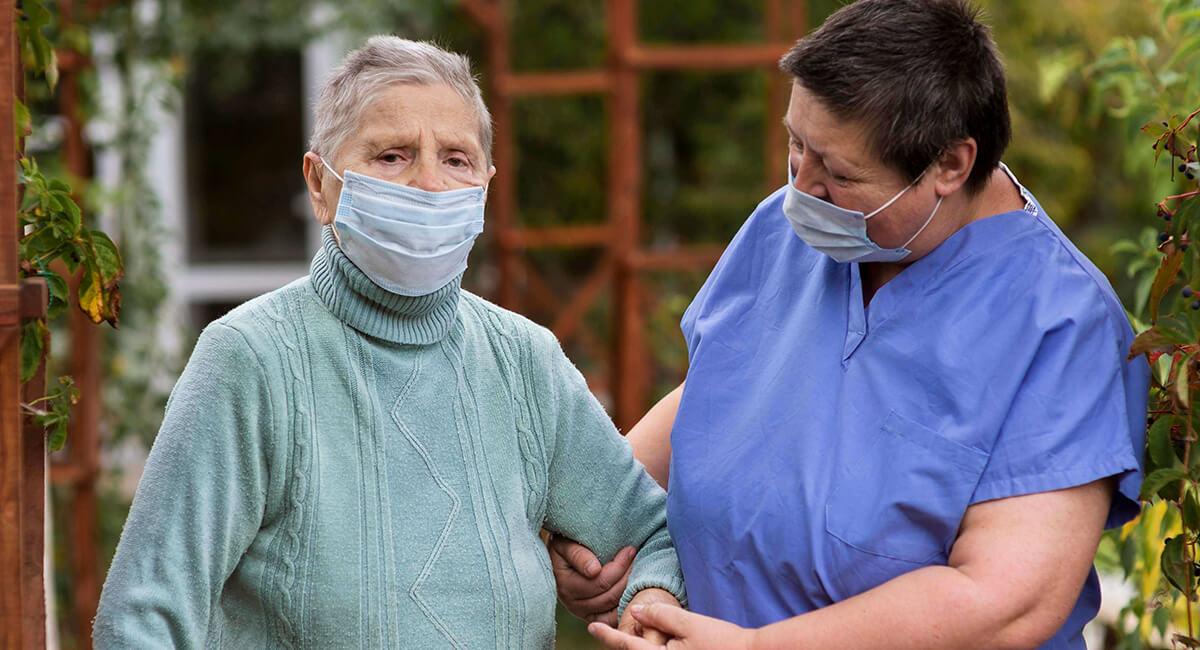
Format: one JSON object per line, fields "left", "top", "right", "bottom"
{"left": 618, "top": 574, "right": 689, "bottom": 621}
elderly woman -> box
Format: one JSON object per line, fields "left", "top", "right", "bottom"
{"left": 559, "top": 1, "right": 1149, "bottom": 648}
{"left": 93, "top": 37, "right": 684, "bottom": 648}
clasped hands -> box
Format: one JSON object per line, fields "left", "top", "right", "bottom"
{"left": 548, "top": 536, "right": 756, "bottom": 649}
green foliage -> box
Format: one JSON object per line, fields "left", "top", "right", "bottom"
{"left": 21, "top": 376, "right": 78, "bottom": 452}
{"left": 17, "top": 0, "right": 59, "bottom": 91}
{"left": 14, "top": 0, "right": 124, "bottom": 453}
{"left": 18, "top": 157, "right": 124, "bottom": 326}
{"left": 1104, "top": 3, "right": 1200, "bottom": 639}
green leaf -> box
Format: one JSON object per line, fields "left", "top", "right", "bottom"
{"left": 1129, "top": 325, "right": 1193, "bottom": 359}
{"left": 1148, "top": 415, "right": 1177, "bottom": 471}
{"left": 1141, "top": 467, "right": 1188, "bottom": 500}
{"left": 18, "top": 320, "right": 46, "bottom": 383}
{"left": 44, "top": 48, "right": 58, "bottom": 92}
{"left": 14, "top": 98, "right": 30, "bottom": 140}
{"left": 1167, "top": 33, "right": 1200, "bottom": 69}
{"left": 1177, "top": 358, "right": 1192, "bottom": 408}
{"left": 1150, "top": 248, "right": 1185, "bottom": 322}
{"left": 88, "top": 230, "right": 123, "bottom": 284}
{"left": 1152, "top": 604, "right": 1171, "bottom": 638}
{"left": 1161, "top": 534, "right": 1195, "bottom": 595}
{"left": 1185, "top": 490, "right": 1200, "bottom": 530}
{"left": 1121, "top": 531, "right": 1140, "bottom": 579}
{"left": 44, "top": 272, "right": 68, "bottom": 321}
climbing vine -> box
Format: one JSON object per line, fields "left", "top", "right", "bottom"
{"left": 16, "top": 0, "right": 122, "bottom": 450}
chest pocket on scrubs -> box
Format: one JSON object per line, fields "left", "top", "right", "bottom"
{"left": 824, "top": 411, "right": 989, "bottom": 566}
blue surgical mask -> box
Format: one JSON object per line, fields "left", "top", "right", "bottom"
{"left": 782, "top": 165, "right": 942, "bottom": 264}
{"left": 322, "top": 160, "right": 486, "bottom": 296}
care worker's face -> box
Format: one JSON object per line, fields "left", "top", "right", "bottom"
{"left": 303, "top": 82, "right": 496, "bottom": 225}
{"left": 784, "top": 82, "right": 942, "bottom": 252}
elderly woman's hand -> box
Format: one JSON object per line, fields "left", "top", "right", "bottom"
{"left": 617, "top": 588, "right": 681, "bottom": 643}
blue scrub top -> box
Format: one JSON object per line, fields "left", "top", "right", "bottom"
{"left": 667, "top": 168, "right": 1149, "bottom": 648}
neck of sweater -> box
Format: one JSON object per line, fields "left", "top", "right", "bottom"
{"left": 309, "top": 226, "right": 460, "bottom": 345}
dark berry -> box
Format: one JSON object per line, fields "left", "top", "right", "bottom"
{"left": 1182, "top": 164, "right": 1189, "bottom": 172}
{"left": 1161, "top": 232, "right": 1172, "bottom": 243}
{"left": 1189, "top": 172, "right": 1196, "bottom": 180}
{"left": 1184, "top": 287, "right": 1194, "bottom": 298}
{"left": 1190, "top": 300, "right": 1199, "bottom": 310}
{"left": 1165, "top": 121, "right": 1171, "bottom": 127}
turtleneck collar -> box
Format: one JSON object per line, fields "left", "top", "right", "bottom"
{"left": 309, "top": 226, "right": 460, "bottom": 345}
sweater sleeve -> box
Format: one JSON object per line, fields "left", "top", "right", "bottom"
{"left": 93, "top": 322, "right": 277, "bottom": 649}
{"left": 528, "top": 325, "right": 688, "bottom": 616}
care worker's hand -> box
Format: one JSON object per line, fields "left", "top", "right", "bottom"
{"left": 549, "top": 536, "right": 636, "bottom": 626}
{"left": 618, "top": 588, "right": 680, "bottom": 644}
{"left": 590, "top": 603, "right": 755, "bottom": 650}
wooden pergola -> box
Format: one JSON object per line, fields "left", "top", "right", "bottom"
{"left": 3, "top": 0, "right": 106, "bottom": 646}
{"left": 1, "top": 1, "right": 810, "bottom": 646}
{"left": 461, "top": 0, "right": 808, "bottom": 430}
{"left": 1, "top": 0, "right": 48, "bottom": 645}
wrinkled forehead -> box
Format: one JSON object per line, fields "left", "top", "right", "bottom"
{"left": 331, "top": 81, "right": 492, "bottom": 166}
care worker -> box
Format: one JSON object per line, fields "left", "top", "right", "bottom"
{"left": 93, "top": 36, "right": 684, "bottom": 648}
{"left": 558, "top": 1, "right": 1150, "bottom": 648}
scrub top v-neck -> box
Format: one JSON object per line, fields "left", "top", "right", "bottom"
{"left": 666, "top": 167, "right": 1148, "bottom": 648}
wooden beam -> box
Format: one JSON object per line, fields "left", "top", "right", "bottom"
{"left": 626, "top": 246, "right": 725, "bottom": 272}
{"left": 500, "top": 71, "right": 612, "bottom": 97}
{"left": 500, "top": 224, "right": 611, "bottom": 249}
{"left": 551, "top": 257, "right": 613, "bottom": 343}
{"left": 626, "top": 43, "right": 791, "bottom": 70}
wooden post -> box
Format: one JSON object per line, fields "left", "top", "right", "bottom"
{"left": 1, "top": 0, "right": 23, "bottom": 642}
{"left": 461, "top": 0, "right": 809, "bottom": 429}
{"left": 608, "top": 0, "right": 646, "bottom": 432}
{"left": 56, "top": 2, "right": 103, "bottom": 645}
{"left": 20, "top": 278, "right": 48, "bottom": 650}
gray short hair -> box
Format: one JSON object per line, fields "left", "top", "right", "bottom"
{"left": 310, "top": 36, "right": 493, "bottom": 168}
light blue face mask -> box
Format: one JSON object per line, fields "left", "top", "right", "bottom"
{"left": 782, "top": 164, "right": 942, "bottom": 264}
{"left": 322, "top": 160, "right": 486, "bottom": 296}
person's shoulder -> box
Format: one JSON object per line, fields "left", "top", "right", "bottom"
{"left": 458, "top": 290, "right": 560, "bottom": 352}
{"left": 705, "top": 185, "right": 822, "bottom": 279}
{"left": 940, "top": 208, "right": 1131, "bottom": 341}
{"left": 200, "top": 277, "right": 316, "bottom": 354}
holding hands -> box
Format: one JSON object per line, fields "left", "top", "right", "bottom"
{"left": 589, "top": 602, "right": 755, "bottom": 650}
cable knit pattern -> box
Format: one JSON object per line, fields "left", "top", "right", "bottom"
{"left": 93, "top": 231, "right": 685, "bottom": 649}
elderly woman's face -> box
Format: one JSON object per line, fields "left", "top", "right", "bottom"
{"left": 309, "top": 83, "right": 494, "bottom": 225}
{"left": 784, "top": 82, "right": 941, "bottom": 252}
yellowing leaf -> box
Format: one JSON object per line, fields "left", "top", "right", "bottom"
{"left": 1150, "top": 248, "right": 1185, "bottom": 323}
{"left": 1178, "top": 360, "right": 1191, "bottom": 408}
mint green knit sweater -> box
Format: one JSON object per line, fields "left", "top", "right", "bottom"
{"left": 93, "top": 228, "right": 685, "bottom": 649}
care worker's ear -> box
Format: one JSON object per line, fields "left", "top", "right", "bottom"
{"left": 930, "top": 138, "right": 977, "bottom": 198}
{"left": 303, "top": 151, "right": 339, "bottom": 226}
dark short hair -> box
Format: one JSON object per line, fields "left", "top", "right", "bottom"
{"left": 780, "top": 0, "right": 1010, "bottom": 194}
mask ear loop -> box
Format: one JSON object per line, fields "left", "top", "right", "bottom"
{"left": 901, "top": 195, "right": 943, "bottom": 249}
{"left": 864, "top": 169, "right": 926, "bottom": 220}
{"left": 319, "top": 157, "right": 345, "bottom": 241}
{"left": 320, "top": 157, "right": 344, "bottom": 183}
